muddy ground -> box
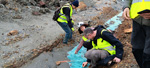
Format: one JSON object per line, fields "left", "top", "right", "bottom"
{"left": 0, "top": 0, "right": 139, "bottom": 68}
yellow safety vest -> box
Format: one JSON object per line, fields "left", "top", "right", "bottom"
{"left": 82, "top": 36, "right": 90, "bottom": 42}
{"left": 92, "top": 29, "right": 116, "bottom": 55}
{"left": 130, "top": 0, "right": 150, "bottom": 19}
{"left": 57, "top": 3, "right": 74, "bottom": 24}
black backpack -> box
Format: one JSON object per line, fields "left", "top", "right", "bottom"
{"left": 52, "top": 7, "right": 61, "bottom": 21}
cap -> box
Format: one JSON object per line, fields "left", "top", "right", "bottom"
{"left": 72, "top": 0, "right": 79, "bottom": 7}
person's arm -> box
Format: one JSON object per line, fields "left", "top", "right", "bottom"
{"left": 123, "top": 0, "right": 132, "bottom": 19}
{"left": 63, "top": 7, "right": 72, "bottom": 28}
{"left": 101, "top": 31, "right": 123, "bottom": 60}
{"left": 123, "top": 0, "right": 132, "bottom": 10}
{"left": 75, "top": 39, "right": 84, "bottom": 54}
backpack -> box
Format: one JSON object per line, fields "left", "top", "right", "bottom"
{"left": 52, "top": 7, "right": 61, "bottom": 21}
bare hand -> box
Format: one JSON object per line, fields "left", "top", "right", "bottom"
{"left": 82, "top": 62, "right": 88, "bottom": 67}
{"left": 140, "top": 13, "right": 150, "bottom": 19}
{"left": 75, "top": 51, "right": 78, "bottom": 54}
{"left": 113, "top": 57, "right": 121, "bottom": 63}
{"left": 123, "top": 8, "right": 131, "bottom": 20}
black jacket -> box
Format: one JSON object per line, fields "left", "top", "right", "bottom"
{"left": 93, "top": 25, "right": 124, "bottom": 60}
{"left": 62, "top": 7, "right": 73, "bottom": 28}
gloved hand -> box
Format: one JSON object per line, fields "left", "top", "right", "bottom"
{"left": 71, "top": 27, "right": 74, "bottom": 31}
{"left": 68, "top": 23, "right": 73, "bottom": 28}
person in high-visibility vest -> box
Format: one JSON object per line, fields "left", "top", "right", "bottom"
{"left": 75, "top": 22, "right": 114, "bottom": 54}
{"left": 82, "top": 26, "right": 123, "bottom": 68}
{"left": 57, "top": 1, "right": 79, "bottom": 44}
{"left": 75, "top": 22, "right": 93, "bottom": 54}
{"left": 123, "top": 0, "right": 150, "bottom": 68}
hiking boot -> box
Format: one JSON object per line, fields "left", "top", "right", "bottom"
{"left": 63, "top": 42, "right": 67, "bottom": 44}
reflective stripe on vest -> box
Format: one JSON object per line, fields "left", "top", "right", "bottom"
{"left": 130, "top": 0, "right": 150, "bottom": 19}
{"left": 82, "top": 36, "right": 90, "bottom": 42}
{"left": 92, "top": 38, "right": 116, "bottom": 55}
{"left": 57, "top": 3, "right": 74, "bottom": 23}
{"left": 101, "top": 29, "right": 108, "bottom": 35}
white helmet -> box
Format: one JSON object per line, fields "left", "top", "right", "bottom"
{"left": 77, "top": 22, "right": 84, "bottom": 27}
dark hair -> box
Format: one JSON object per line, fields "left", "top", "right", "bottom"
{"left": 78, "top": 24, "right": 89, "bottom": 34}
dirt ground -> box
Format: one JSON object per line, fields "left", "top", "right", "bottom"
{"left": 0, "top": 0, "right": 140, "bottom": 68}
{"left": 21, "top": 0, "right": 139, "bottom": 68}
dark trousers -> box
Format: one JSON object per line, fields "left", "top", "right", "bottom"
{"left": 83, "top": 41, "right": 115, "bottom": 66}
{"left": 132, "top": 49, "right": 150, "bottom": 68}
{"left": 131, "top": 20, "right": 150, "bottom": 68}
{"left": 58, "top": 22, "right": 72, "bottom": 44}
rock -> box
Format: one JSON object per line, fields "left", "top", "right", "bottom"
{"left": 39, "top": 1, "right": 45, "bottom": 6}
{"left": 45, "top": 8, "right": 51, "bottom": 13}
{"left": 14, "top": 8, "right": 18, "bottom": 11}
{"left": 39, "top": 8, "right": 46, "bottom": 14}
{"left": 76, "top": 2, "right": 87, "bottom": 12}
{"left": 113, "top": 0, "right": 117, "bottom": 3}
{"left": 124, "top": 27, "right": 132, "bottom": 34}
{"left": 12, "top": 15, "right": 22, "bottom": 19}
{"left": 0, "top": 4, "right": 4, "bottom": 8}
{"left": 32, "top": 11, "right": 41, "bottom": 16}
{"left": 7, "top": 30, "right": 19, "bottom": 36}
{"left": 56, "top": 61, "right": 61, "bottom": 66}
{"left": 0, "top": 0, "right": 8, "bottom": 5}
{"left": 30, "top": 0, "right": 37, "bottom": 6}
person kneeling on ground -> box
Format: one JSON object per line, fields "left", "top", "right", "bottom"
{"left": 82, "top": 26, "right": 124, "bottom": 68}
{"left": 75, "top": 22, "right": 93, "bottom": 54}
{"left": 75, "top": 22, "right": 113, "bottom": 54}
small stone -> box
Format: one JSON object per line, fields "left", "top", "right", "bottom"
{"left": 0, "top": 0, "right": 8, "bottom": 5}
{"left": 39, "top": 1, "right": 45, "bottom": 6}
{"left": 12, "top": 15, "right": 22, "bottom": 19}
{"left": 113, "top": 0, "right": 117, "bottom": 3}
{"left": 7, "top": 30, "right": 19, "bottom": 36}
{"left": 39, "top": 9, "right": 46, "bottom": 14}
{"left": 124, "top": 28, "right": 132, "bottom": 33}
{"left": 32, "top": 11, "right": 41, "bottom": 16}
{"left": 56, "top": 61, "right": 61, "bottom": 66}
{"left": 45, "top": 8, "right": 51, "bottom": 13}
{"left": 30, "top": 0, "right": 37, "bottom": 6}
{"left": 0, "top": 4, "right": 5, "bottom": 8}
{"left": 16, "top": 45, "right": 19, "bottom": 48}
{"left": 13, "top": 51, "right": 19, "bottom": 53}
